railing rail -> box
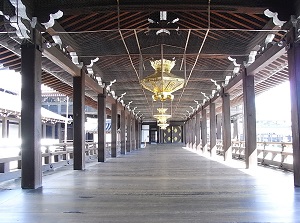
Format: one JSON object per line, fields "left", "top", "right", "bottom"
{"left": 214, "top": 140, "right": 293, "bottom": 170}
{"left": 0, "top": 141, "right": 119, "bottom": 182}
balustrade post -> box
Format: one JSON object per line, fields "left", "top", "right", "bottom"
{"left": 0, "top": 162, "right": 9, "bottom": 173}
{"left": 44, "top": 146, "right": 50, "bottom": 164}
{"left": 63, "top": 145, "right": 67, "bottom": 160}
{"left": 281, "top": 143, "right": 286, "bottom": 168}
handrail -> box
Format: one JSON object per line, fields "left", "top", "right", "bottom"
{"left": 0, "top": 141, "right": 120, "bottom": 182}
{"left": 214, "top": 140, "right": 293, "bottom": 171}
{"left": 187, "top": 139, "right": 293, "bottom": 170}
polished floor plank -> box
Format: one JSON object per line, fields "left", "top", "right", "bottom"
{"left": 0, "top": 144, "right": 299, "bottom": 223}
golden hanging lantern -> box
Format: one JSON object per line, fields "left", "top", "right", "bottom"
{"left": 140, "top": 59, "right": 185, "bottom": 101}
{"left": 153, "top": 108, "right": 171, "bottom": 124}
{"left": 157, "top": 123, "right": 169, "bottom": 129}
{"left": 154, "top": 108, "right": 171, "bottom": 129}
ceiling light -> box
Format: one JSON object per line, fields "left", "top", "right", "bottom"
{"left": 141, "top": 59, "right": 184, "bottom": 101}
{"left": 153, "top": 108, "right": 171, "bottom": 124}
{"left": 158, "top": 123, "right": 169, "bottom": 129}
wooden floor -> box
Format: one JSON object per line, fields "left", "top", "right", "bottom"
{"left": 0, "top": 144, "right": 299, "bottom": 223}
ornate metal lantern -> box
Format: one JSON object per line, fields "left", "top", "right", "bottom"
{"left": 141, "top": 59, "right": 185, "bottom": 101}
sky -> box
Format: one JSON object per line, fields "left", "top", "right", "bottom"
{"left": 0, "top": 70, "right": 292, "bottom": 122}
{"left": 255, "top": 81, "right": 291, "bottom": 121}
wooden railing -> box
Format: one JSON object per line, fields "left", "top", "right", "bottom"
{"left": 0, "top": 141, "right": 117, "bottom": 182}
{"left": 214, "top": 140, "right": 293, "bottom": 171}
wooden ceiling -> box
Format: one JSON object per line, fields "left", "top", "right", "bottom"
{"left": 0, "top": 0, "right": 295, "bottom": 121}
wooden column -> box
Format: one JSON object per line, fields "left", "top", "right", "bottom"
{"left": 159, "top": 128, "right": 163, "bottom": 143}
{"left": 131, "top": 116, "right": 136, "bottom": 150}
{"left": 111, "top": 101, "right": 117, "bottom": 157}
{"left": 137, "top": 120, "right": 141, "bottom": 149}
{"left": 183, "top": 122, "right": 186, "bottom": 144}
{"left": 21, "top": 30, "right": 42, "bottom": 189}
{"left": 222, "top": 93, "right": 232, "bottom": 161}
{"left": 188, "top": 119, "right": 192, "bottom": 148}
{"left": 243, "top": 71, "right": 257, "bottom": 169}
{"left": 201, "top": 109, "right": 207, "bottom": 154}
{"left": 73, "top": 69, "right": 85, "bottom": 170}
{"left": 126, "top": 112, "right": 131, "bottom": 152}
{"left": 120, "top": 108, "right": 126, "bottom": 154}
{"left": 210, "top": 103, "right": 217, "bottom": 157}
{"left": 185, "top": 121, "right": 188, "bottom": 147}
{"left": 288, "top": 35, "right": 300, "bottom": 187}
{"left": 2, "top": 117, "right": 8, "bottom": 138}
{"left": 190, "top": 119, "right": 193, "bottom": 148}
{"left": 192, "top": 116, "right": 196, "bottom": 149}
{"left": 196, "top": 112, "right": 201, "bottom": 151}
{"left": 98, "top": 93, "right": 106, "bottom": 162}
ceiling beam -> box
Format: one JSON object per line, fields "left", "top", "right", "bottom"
{"left": 35, "top": 2, "right": 281, "bottom": 16}
{"left": 247, "top": 44, "right": 287, "bottom": 76}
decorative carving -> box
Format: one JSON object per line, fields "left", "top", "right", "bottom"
{"left": 264, "top": 9, "right": 286, "bottom": 27}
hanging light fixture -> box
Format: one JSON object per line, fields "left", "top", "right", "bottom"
{"left": 141, "top": 59, "right": 185, "bottom": 101}
{"left": 153, "top": 108, "right": 171, "bottom": 123}
{"left": 158, "top": 123, "right": 169, "bottom": 129}
{"left": 153, "top": 107, "right": 171, "bottom": 130}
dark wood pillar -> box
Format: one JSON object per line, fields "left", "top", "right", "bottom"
{"left": 111, "top": 101, "right": 117, "bottom": 157}
{"left": 73, "top": 69, "right": 85, "bottom": 170}
{"left": 288, "top": 35, "right": 300, "bottom": 187}
{"left": 21, "top": 31, "right": 42, "bottom": 189}
{"left": 210, "top": 103, "right": 217, "bottom": 157}
{"left": 187, "top": 119, "right": 191, "bottom": 148}
{"left": 189, "top": 118, "right": 193, "bottom": 148}
{"left": 243, "top": 72, "right": 257, "bottom": 168}
{"left": 185, "top": 121, "right": 188, "bottom": 147}
{"left": 137, "top": 120, "right": 141, "bottom": 149}
{"left": 183, "top": 122, "right": 186, "bottom": 144}
{"left": 192, "top": 116, "right": 196, "bottom": 149}
{"left": 201, "top": 109, "right": 207, "bottom": 154}
{"left": 159, "top": 128, "right": 163, "bottom": 143}
{"left": 196, "top": 112, "right": 201, "bottom": 150}
{"left": 216, "top": 114, "right": 222, "bottom": 140}
{"left": 131, "top": 116, "right": 136, "bottom": 150}
{"left": 98, "top": 93, "right": 106, "bottom": 162}
{"left": 120, "top": 108, "right": 126, "bottom": 154}
{"left": 222, "top": 93, "right": 232, "bottom": 161}
{"left": 126, "top": 112, "right": 131, "bottom": 152}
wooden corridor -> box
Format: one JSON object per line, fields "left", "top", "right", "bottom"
{"left": 0, "top": 144, "right": 299, "bottom": 223}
